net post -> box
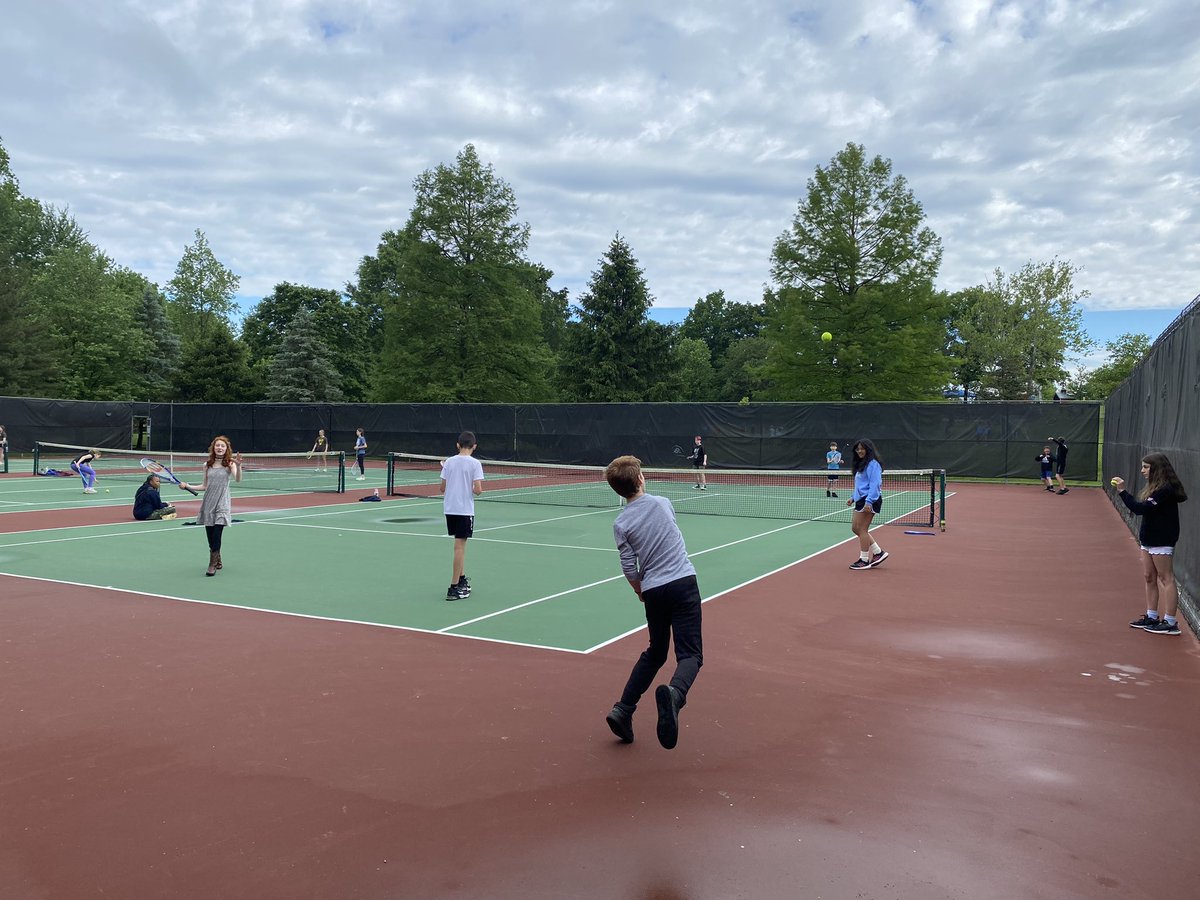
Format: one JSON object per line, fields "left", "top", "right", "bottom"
{"left": 33, "top": 442, "right": 42, "bottom": 475}
{"left": 386, "top": 452, "right": 395, "bottom": 496}
{"left": 337, "top": 451, "right": 346, "bottom": 493}
{"left": 939, "top": 469, "right": 947, "bottom": 531}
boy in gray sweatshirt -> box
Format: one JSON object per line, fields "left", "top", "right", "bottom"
{"left": 603, "top": 455, "right": 704, "bottom": 750}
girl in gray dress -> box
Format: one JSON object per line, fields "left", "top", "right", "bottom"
{"left": 181, "top": 435, "right": 242, "bottom": 576}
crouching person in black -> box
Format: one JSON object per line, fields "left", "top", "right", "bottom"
{"left": 133, "top": 473, "right": 178, "bottom": 521}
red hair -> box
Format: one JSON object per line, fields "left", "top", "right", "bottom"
{"left": 207, "top": 435, "right": 234, "bottom": 468}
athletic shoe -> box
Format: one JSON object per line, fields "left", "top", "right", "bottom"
{"left": 869, "top": 550, "right": 889, "bottom": 568}
{"left": 1129, "top": 614, "right": 1158, "bottom": 630}
{"left": 1045, "top": 486, "right": 1055, "bottom": 492}
{"left": 849, "top": 558, "right": 872, "bottom": 570}
{"left": 606, "top": 705, "right": 634, "bottom": 744}
{"left": 445, "top": 585, "right": 467, "bottom": 601}
{"left": 456, "top": 575, "right": 471, "bottom": 597}
{"left": 1057, "top": 488, "right": 1069, "bottom": 494}
{"left": 1145, "top": 618, "right": 1181, "bottom": 635}
{"left": 830, "top": 492, "right": 837, "bottom": 498}
{"left": 356, "top": 475, "right": 366, "bottom": 481}
{"left": 699, "top": 485, "right": 706, "bottom": 491}
{"left": 83, "top": 488, "right": 96, "bottom": 494}
{"left": 655, "top": 684, "right": 682, "bottom": 750}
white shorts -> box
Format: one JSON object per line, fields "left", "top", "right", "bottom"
{"left": 1141, "top": 546, "right": 1174, "bottom": 556}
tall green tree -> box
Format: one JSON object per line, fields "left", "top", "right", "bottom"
{"left": 353, "top": 144, "right": 554, "bottom": 402}
{"left": 558, "top": 235, "right": 672, "bottom": 401}
{"left": 0, "top": 144, "right": 60, "bottom": 395}
{"left": 265, "top": 309, "right": 344, "bottom": 401}
{"left": 242, "top": 282, "right": 371, "bottom": 401}
{"left": 764, "top": 143, "right": 948, "bottom": 400}
{"left": 1064, "top": 332, "right": 1150, "bottom": 400}
{"left": 166, "top": 229, "right": 240, "bottom": 346}
{"left": 132, "top": 283, "right": 181, "bottom": 400}
{"left": 171, "top": 325, "right": 259, "bottom": 402}
{"left": 948, "top": 261, "right": 1091, "bottom": 400}
{"left": 24, "top": 242, "right": 149, "bottom": 400}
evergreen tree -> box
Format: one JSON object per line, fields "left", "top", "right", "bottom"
{"left": 133, "top": 284, "right": 181, "bottom": 399}
{"left": 265, "top": 309, "right": 344, "bottom": 401}
{"left": 242, "top": 282, "right": 371, "bottom": 401}
{"left": 171, "top": 325, "right": 260, "bottom": 402}
{"left": 558, "top": 235, "right": 672, "bottom": 401}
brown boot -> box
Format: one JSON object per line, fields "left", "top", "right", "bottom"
{"left": 215, "top": 551, "right": 223, "bottom": 570}
{"left": 206, "top": 551, "right": 218, "bottom": 576}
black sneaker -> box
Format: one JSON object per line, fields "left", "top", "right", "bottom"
{"left": 606, "top": 706, "right": 634, "bottom": 743}
{"left": 655, "top": 685, "right": 682, "bottom": 750}
{"left": 826, "top": 490, "right": 831, "bottom": 497}
{"left": 445, "top": 585, "right": 467, "bottom": 601}
{"left": 869, "top": 550, "right": 889, "bottom": 568}
{"left": 1129, "top": 614, "right": 1158, "bottom": 630}
{"left": 1045, "top": 486, "right": 1055, "bottom": 492}
{"left": 849, "top": 558, "right": 872, "bottom": 570}
{"left": 456, "top": 575, "right": 471, "bottom": 597}
{"left": 1145, "top": 618, "right": 1181, "bottom": 635}
{"left": 1057, "top": 488, "right": 1069, "bottom": 494}
{"left": 830, "top": 492, "right": 837, "bottom": 498}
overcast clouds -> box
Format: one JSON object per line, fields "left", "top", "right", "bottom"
{"left": 2, "top": 0, "right": 1197, "bottom": 333}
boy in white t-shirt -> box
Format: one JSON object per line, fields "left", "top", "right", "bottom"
{"left": 440, "top": 431, "right": 484, "bottom": 601}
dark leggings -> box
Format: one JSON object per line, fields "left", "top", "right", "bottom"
{"left": 356, "top": 453, "right": 366, "bottom": 475}
{"left": 205, "top": 525, "right": 225, "bottom": 552}
{"left": 619, "top": 575, "right": 704, "bottom": 710}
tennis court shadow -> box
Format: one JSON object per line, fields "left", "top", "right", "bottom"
{"left": 381, "top": 517, "right": 434, "bottom": 524}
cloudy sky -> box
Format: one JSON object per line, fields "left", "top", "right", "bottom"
{"left": 2, "top": 0, "right": 1197, "bottom": 358}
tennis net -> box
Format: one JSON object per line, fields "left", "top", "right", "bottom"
{"left": 34, "top": 442, "right": 345, "bottom": 494}
{"left": 388, "top": 453, "right": 945, "bottom": 527}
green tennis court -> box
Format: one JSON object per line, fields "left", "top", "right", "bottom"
{"left": 0, "top": 473, "right": 942, "bottom": 652}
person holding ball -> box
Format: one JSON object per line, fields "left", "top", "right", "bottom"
{"left": 1114, "top": 453, "right": 1188, "bottom": 636}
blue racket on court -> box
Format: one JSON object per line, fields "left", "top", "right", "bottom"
{"left": 141, "top": 457, "right": 199, "bottom": 496}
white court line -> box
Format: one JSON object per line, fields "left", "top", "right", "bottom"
{"left": 0, "top": 571, "right": 585, "bottom": 654}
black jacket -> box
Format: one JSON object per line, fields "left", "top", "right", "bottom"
{"left": 133, "top": 482, "right": 168, "bottom": 520}
{"left": 1119, "top": 487, "right": 1184, "bottom": 547}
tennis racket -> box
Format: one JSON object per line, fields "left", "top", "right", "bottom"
{"left": 140, "top": 457, "right": 199, "bottom": 495}
{"left": 672, "top": 444, "right": 685, "bottom": 457}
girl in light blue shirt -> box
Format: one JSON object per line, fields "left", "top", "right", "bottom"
{"left": 847, "top": 439, "right": 888, "bottom": 570}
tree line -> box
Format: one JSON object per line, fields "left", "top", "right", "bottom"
{"left": 0, "top": 139, "right": 1148, "bottom": 404}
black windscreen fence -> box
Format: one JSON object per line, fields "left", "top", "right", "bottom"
{"left": 1103, "top": 293, "right": 1199, "bottom": 624}
{"left": 0, "top": 397, "right": 1098, "bottom": 481}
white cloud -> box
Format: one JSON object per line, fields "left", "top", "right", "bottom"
{"left": 1, "top": 0, "right": 1196, "bottom": 319}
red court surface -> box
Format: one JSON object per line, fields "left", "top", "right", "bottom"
{"left": 2, "top": 482, "right": 1198, "bottom": 899}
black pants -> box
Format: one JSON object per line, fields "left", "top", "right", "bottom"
{"left": 205, "top": 524, "right": 225, "bottom": 552}
{"left": 618, "top": 575, "right": 703, "bottom": 710}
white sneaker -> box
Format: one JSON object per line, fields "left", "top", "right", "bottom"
{"left": 356, "top": 476, "right": 366, "bottom": 481}
{"left": 83, "top": 488, "right": 96, "bottom": 494}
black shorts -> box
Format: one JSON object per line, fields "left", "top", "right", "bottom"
{"left": 1056, "top": 461, "right": 1067, "bottom": 475}
{"left": 827, "top": 472, "right": 840, "bottom": 482}
{"left": 446, "top": 514, "right": 474, "bottom": 539}
{"left": 691, "top": 460, "right": 704, "bottom": 469}
{"left": 854, "top": 497, "right": 883, "bottom": 514}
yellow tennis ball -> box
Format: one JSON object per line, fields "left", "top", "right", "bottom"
{"left": 104, "top": 488, "right": 110, "bottom": 493}
{"left": 1110, "top": 477, "right": 1120, "bottom": 486}
{"left": 821, "top": 331, "right": 833, "bottom": 342}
